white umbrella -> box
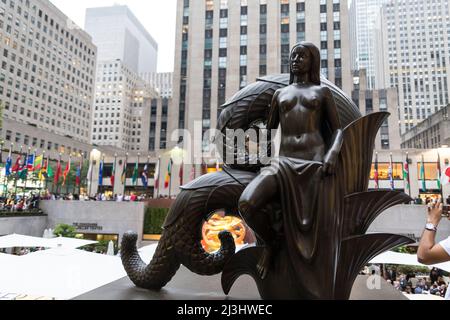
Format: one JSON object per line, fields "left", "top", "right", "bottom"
{"left": 106, "top": 241, "right": 115, "bottom": 256}
{"left": 46, "top": 236, "right": 98, "bottom": 249}
{"left": 0, "top": 248, "right": 126, "bottom": 300}
{"left": 369, "top": 251, "right": 450, "bottom": 273}
{"left": 0, "top": 234, "right": 52, "bottom": 249}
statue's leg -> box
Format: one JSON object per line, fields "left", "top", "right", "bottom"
{"left": 239, "top": 173, "right": 278, "bottom": 279}
{"left": 238, "top": 173, "right": 278, "bottom": 245}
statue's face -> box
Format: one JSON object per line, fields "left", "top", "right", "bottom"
{"left": 290, "top": 46, "right": 311, "bottom": 75}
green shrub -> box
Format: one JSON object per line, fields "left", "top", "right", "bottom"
{"left": 53, "top": 223, "right": 77, "bottom": 238}
{"left": 143, "top": 207, "right": 170, "bottom": 235}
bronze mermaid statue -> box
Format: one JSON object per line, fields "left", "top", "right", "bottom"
{"left": 120, "top": 42, "right": 414, "bottom": 300}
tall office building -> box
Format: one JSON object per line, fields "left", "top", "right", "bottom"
{"left": 349, "top": 0, "right": 388, "bottom": 89}
{"left": 85, "top": 5, "right": 158, "bottom": 74}
{"left": 379, "top": 0, "right": 450, "bottom": 134}
{"left": 86, "top": 5, "right": 168, "bottom": 153}
{"left": 352, "top": 69, "right": 401, "bottom": 150}
{"left": 91, "top": 60, "right": 161, "bottom": 152}
{"left": 0, "top": 0, "right": 97, "bottom": 159}
{"left": 141, "top": 72, "right": 174, "bottom": 98}
{"left": 172, "top": 0, "right": 352, "bottom": 149}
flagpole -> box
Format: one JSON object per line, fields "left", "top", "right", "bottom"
{"left": 56, "top": 153, "right": 62, "bottom": 195}
{"left": 123, "top": 153, "right": 128, "bottom": 195}
{"left": 88, "top": 154, "right": 94, "bottom": 197}
{"left": 169, "top": 158, "right": 173, "bottom": 199}
{"left": 112, "top": 153, "right": 117, "bottom": 194}
{"left": 146, "top": 155, "right": 150, "bottom": 191}
{"left": 66, "top": 155, "right": 72, "bottom": 195}
{"left": 79, "top": 153, "right": 83, "bottom": 196}
{"left": 406, "top": 152, "right": 411, "bottom": 198}
{"left": 22, "top": 147, "right": 31, "bottom": 199}
{"left": 156, "top": 156, "right": 161, "bottom": 199}
{"left": 389, "top": 152, "right": 394, "bottom": 191}
{"left": 136, "top": 153, "right": 140, "bottom": 187}
{"left": 438, "top": 152, "right": 443, "bottom": 201}
{"left": 3, "top": 143, "right": 12, "bottom": 197}
{"left": 14, "top": 145, "right": 23, "bottom": 196}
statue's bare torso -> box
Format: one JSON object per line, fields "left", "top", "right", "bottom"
{"left": 276, "top": 84, "right": 328, "bottom": 161}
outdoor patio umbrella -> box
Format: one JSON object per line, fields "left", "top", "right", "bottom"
{"left": 369, "top": 251, "right": 450, "bottom": 273}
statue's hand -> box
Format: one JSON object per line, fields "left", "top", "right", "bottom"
{"left": 322, "top": 151, "right": 338, "bottom": 176}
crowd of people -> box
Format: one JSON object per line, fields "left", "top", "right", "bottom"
{"left": 365, "top": 265, "right": 449, "bottom": 298}
{"left": 413, "top": 195, "right": 450, "bottom": 206}
{"left": 0, "top": 194, "right": 41, "bottom": 213}
{"left": 389, "top": 268, "right": 448, "bottom": 298}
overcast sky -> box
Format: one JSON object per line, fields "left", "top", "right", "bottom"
{"left": 50, "top": 0, "right": 177, "bottom": 73}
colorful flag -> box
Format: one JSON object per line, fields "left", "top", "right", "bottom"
{"left": 54, "top": 157, "right": 62, "bottom": 185}
{"left": 38, "top": 158, "right": 47, "bottom": 181}
{"left": 141, "top": 164, "right": 149, "bottom": 188}
{"left": 12, "top": 155, "right": 21, "bottom": 172}
{"left": 388, "top": 154, "right": 394, "bottom": 190}
{"left": 98, "top": 158, "right": 104, "bottom": 187}
{"left": 132, "top": 161, "right": 139, "bottom": 186}
{"left": 62, "top": 157, "right": 71, "bottom": 186}
{"left": 374, "top": 153, "right": 379, "bottom": 189}
{"left": 75, "top": 165, "right": 81, "bottom": 186}
{"left": 189, "top": 164, "right": 196, "bottom": 181}
{"left": 441, "top": 166, "right": 450, "bottom": 186}
{"left": 121, "top": 155, "right": 128, "bottom": 185}
{"left": 47, "top": 161, "right": 54, "bottom": 179}
{"left": 110, "top": 156, "right": 116, "bottom": 188}
{"left": 34, "top": 155, "right": 43, "bottom": 171}
{"left": 154, "top": 157, "right": 160, "bottom": 191}
{"left": 179, "top": 161, "right": 184, "bottom": 186}
{"left": 164, "top": 158, "right": 173, "bottom": 189}
{"left": 403, "top": 154, "right": 410, "bottom": 193}
{"left": 18, "top": 150, "right": 29, "bottom": 181}
{"left": 5, "top": 148, "right": 12, "bottom": 177}
{"left": 437, "top": 153, "right": 442, "bottom": 191}
{"left": 27, "top": 153, "right": 35, "bottom": 171}
{"left": 420, "top": 155, "right": 426, "bottom": 192}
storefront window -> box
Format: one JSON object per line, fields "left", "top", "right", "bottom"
{"left": 417, "top": 163, "right": 438, "bottom": 181}
{"left": 370, "top": 163, "right": 403, "bottom": 180}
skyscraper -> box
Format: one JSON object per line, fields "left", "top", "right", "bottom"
{"left": 349, "top": 0, "right": 388, "bottom": 89}
{"left": 171, "top": 0, "right": 352, "bottom": 148}
{"left": 379, "top": 0, "right": 450, "bottom": 134}
{"left": 0, "top": 0, "right": 97, "bottom": 159}
{"left": 86, "top": 5, "right": 168, "bottom": 153}
{"left": 85, "top": 5, "right": 158, "bottom": 74}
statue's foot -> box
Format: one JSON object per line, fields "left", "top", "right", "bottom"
{"left": 256, "top": 247, "right": 273, "bottom": 280}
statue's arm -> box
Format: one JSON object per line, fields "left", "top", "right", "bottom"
{"left": 267, "top": 90, "right": 280, "bottom": 130}
{"left": 323, "top": 87, "right": 343, "bottom": 175}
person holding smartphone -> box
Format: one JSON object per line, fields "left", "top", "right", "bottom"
{"left": 417, "top": 200, "right": 450, "bottom": 300}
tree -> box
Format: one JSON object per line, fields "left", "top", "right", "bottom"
{"left": 53, "top": 223, "right": 78, "bottom": 238}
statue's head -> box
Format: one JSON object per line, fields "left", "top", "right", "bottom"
{"left": 289, "top": 42, "right": 321, "bottom": 86}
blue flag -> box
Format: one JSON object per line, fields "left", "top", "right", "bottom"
{"left": 98, "top": 159, "right": 104, "bottom": 187}
{"left": 5, "top": 154, "right": 12, "bottom": 176}
{"left": 27, "top": 154, "right": 35, "bottom": 170}
{"left": 141, "top": 164, "right": 148, "bottom": 188}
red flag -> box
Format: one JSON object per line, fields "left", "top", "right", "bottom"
{"left": 62, "top": 161, "right": 71, "bottom": 186}
{"left": 12, "top": 155, "right": 21, "bottom": 172}
{"left": 179, "top": 162, "right": 184, "bottom": 186}
{"left": 54, "top": 160, "right": 62, "bottom": 185}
